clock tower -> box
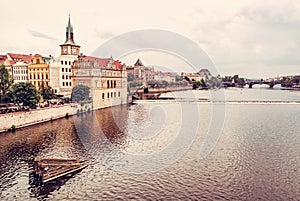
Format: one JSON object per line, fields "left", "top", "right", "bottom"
{"left": 60, "top": 15, "right": 80, "bottom": 55}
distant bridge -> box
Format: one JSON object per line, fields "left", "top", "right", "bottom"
{"left": 222, "top": 80, "right": 283, "bottom": 88}
{"left": 245, "top": 80, "right": 282, "bottom": 88}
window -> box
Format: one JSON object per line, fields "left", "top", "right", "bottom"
{"left": 102, "top": 93, "right": 105, "bottom": 99}
{"left": 65, "top": 61, "right": 67, "bottom": 65}
{"left": 69, "top": 82, "right": 71, "bottom": 86}
{"left": 107, "top": 93, "right": 110, "bottom": 98}
{"left": 61, "top": 60, "right": 63, "bottom": 65}
{"left": 118, "top": 92, "right": 120, "bottom": 97}
{"left": 62, "top": 68, "right": 64, "bottom": 72}
{"left": 36, "top": 58, "right": 40, "bottom": 64}
{"left": 111, "top": 92, "right": 113, "bottom": 98}
{"left": 69, "top": 61, "right": 71, "bottom": 65}
{"left": 66, "top": 82, "right": 69, "bottom": 86}
{"left": 62, "top": 75, "right": 64, "bottom": 79}
{"left": 107, "top": 80, "right": 110, "bottom": 88}
{"left": 62, "top": 82, "right": 65, "bottom": 86}
{"left": 46, "top": 74, "right": 48, "bottom": 79}
{"left": 114, "top": 80, "right": 116, "bottom": 88}
{"left": 69, "top": 68, "right": 71, "bottom": 72}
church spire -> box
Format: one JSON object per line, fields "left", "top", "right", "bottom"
{"left": 60, "top": 14, "right": 80, "bottom": 55}
{"left": 63, "top": 14, "right": 78, "bottom": 46}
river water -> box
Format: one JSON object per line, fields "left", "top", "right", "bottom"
{"left": 0, "top": 88, "right": 300, "bottom": 200}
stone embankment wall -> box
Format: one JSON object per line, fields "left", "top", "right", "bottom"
{"left": 0, "top": 103, "right": 92, "bottom": 133}
{"left": 135, "top": 86, "right": 193, "bottom": 93}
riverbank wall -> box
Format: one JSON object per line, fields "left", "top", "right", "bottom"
{"left": 0, "top": 103, "right": 92, "bottom": 133}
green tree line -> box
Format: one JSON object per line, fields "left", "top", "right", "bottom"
{"left": 0, "top": 65, "right": 55, "bottom": 109}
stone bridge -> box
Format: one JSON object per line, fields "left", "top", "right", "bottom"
{"left": 245, "top": 80, "right": 282, "bottom": 88}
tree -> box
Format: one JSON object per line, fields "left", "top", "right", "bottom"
{"left": 184, "top": 76, "right": 190, "bottom": 82}
{"left": 127, "top": 72, "right": 134, "bottom": 82}
{"left": 3, "top": 82, "right": 40, "bottom": 109}
{"left": 71, "top": 84, "right": 90, "bottom": 102}
{"left": 0, "top": 65, "right": 13, "bottom": 103}
{"left": 40, "top": 86, "right": 55, "bottom": 100}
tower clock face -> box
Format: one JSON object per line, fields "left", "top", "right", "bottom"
{"left": 63, "top": 47, "right": 67, "bottom": 54}
{"left": 72, "top": 48, "right": 77, "bottom": 55}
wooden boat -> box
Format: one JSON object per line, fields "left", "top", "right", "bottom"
{"left": 31, "top": 157, "right": 88, "bottom": 183}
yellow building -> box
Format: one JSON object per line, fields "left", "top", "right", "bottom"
{"left": 28, "top": 54, "right": 50, "bottom": 89}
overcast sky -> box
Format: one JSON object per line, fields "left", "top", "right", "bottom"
{"left": 1, "top": 0, "right": 300, "bottom": 78}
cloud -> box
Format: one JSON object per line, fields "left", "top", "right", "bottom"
{"left": 28, "top": 29, "right": 58, "bottom": 41}
{"left": 95, "top": 30, "right": 114, "bottom": 39}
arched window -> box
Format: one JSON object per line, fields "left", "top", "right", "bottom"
{"left": 102, "top": 93, "right": 105, "bottom": 99}
{"left": 107, "top": 80, "right": 110, "bottom": 88}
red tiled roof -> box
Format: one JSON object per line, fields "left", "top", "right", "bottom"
{"left": 0, "top": 55, "right": 16, "bottom": 65}
{"left": 114, "top": 60, "right": 123, "bottom": 70}
{"left": 0, "top": 55, "right": 7, "bottom": 61}
{"left": 183, "top": 73, "right": 201, "bottom": 77}
{"left": 79, "top": 55, "right": 110, "bottom": 67}
{"left": 7, "top": 53, "right": 33, "bottom": 63}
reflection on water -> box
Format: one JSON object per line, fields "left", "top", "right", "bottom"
{"left": 0, "top": 88, "right": 300, "bottom": 200}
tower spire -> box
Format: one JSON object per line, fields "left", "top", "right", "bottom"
{"left": 63, "top": 14, "right": 76, "bottom": 45}
{"left": 60, "top": 14, "right": 80, "bottom": 55}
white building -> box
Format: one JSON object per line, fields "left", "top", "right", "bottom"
{"left": 50, "top": 15, "right": 80, "bottom": 96}
{"left": 0, "top": 53, "right": 33, "bottom": 82}
{"left": 12, "top": 61, "right": 29, "bottom": 83}
{"left": 72, "top": 55, "right": 128, "bottom": 109}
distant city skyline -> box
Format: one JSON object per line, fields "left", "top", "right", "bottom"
{"left": 1, "top": 0, "right": 300, "bottom": 78}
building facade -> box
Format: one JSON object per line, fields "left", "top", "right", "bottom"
{"left": 12, "top": 61, "right": 29, "bottom": 83}
{"left": 72, "top": 55, "right": 127, "bottom": 109}
{"left": 154, "top": 71, "right": 177, "bottom": 82}
{"left": 0, "top": 53, "right": 33, "bottom": 81}
{"left": 28, "top": 54, "right": 50, "bottom": 89}
{"left": 50, "top": 15, "right": 80, "bottom": 96}
{"left": 127, "top": 58, "right": 155, "bottom": 82}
